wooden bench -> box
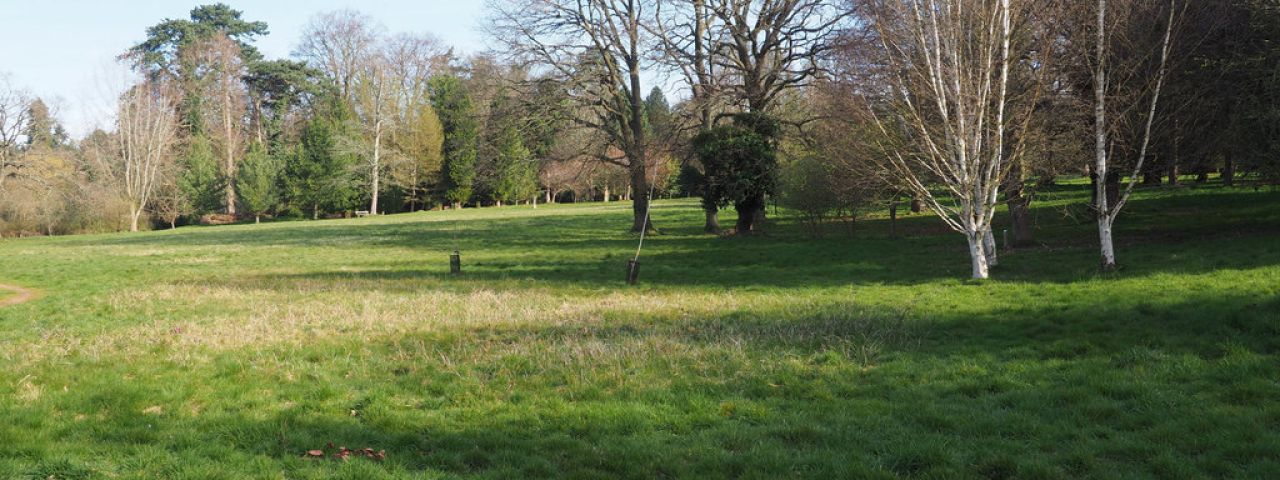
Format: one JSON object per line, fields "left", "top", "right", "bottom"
{"left": 355, "top": 210, "right": 371, "bottom": 217}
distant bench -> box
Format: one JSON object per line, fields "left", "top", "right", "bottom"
{"left": 355, "top": 211, "right": 371, "bottom": 217}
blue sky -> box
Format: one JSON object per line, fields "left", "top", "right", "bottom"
{"left": 0, "top": 0, "right": 488, "bottom": 137}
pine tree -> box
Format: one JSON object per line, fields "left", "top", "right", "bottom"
{"left": 283, "top": 99, "right": 360, "bottom": 219}
{"left": 492, "top": 125, "right": 538, "bottom": 205}
{"left": 429, "top": 75, "right": 478, "bottom": 208}
{"left": 179, "top": 135, "right": 224, "bottom": 215}
{"left": 237, "top": 142, "right": 280, "bottom": 223}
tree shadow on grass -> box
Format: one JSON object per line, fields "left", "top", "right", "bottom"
{"left": 16, "top": 290, "right": 1279, "bottom": 478}
{"left": 220, "top": 292, "right": 1280, "bottom": 477}
{"left": 196, "top": 221, "right": 1280, "bottom": 292}
{"left": 22, "top": 185, "right": 1280, "bottom": 293}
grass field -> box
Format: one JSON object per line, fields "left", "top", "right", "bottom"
{"left": 0, "top": 181, "right": 1277, "bottom": 479}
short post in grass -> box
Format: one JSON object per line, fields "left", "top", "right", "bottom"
{"left": 626, "top": 258, "right": 640, "bottom": 285}
{"left": 450, "top": 250, "right": 461, "bottom": 275}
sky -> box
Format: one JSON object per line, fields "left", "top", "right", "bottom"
{"left": 0, "top": 0, "right": 489, "bottom": 138}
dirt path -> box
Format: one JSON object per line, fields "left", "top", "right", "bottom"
{"left": 0, "top": 284, "right": 37, "bottom": 307}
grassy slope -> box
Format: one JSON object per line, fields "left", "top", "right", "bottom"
{"left": 0, "top": 182, "right": 1277, "bottom": 479}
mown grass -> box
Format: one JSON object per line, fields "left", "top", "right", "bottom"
{"left": 0, "top": 181, "right": 1277, "bottom": 479}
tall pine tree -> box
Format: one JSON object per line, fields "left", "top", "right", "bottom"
{"left": 429, "top": 75, "right": 478, "bottom": 208}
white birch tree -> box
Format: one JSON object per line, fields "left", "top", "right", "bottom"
{"left": 862, "top": 0, "right": 1037, "bottom": 279}
{"left": 1091, "top": 0, "right": 1180, "bottom": 271}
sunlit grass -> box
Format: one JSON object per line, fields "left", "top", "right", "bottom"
{"left": 0, "top": 181, "right": 1277, "bottom": 478}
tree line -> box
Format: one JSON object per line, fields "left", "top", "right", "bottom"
{"left": 0, "top": 5, "right": 678, "bottom": 236}
{"left": 1, "top": 1, "right": 1277, "bottom": 280}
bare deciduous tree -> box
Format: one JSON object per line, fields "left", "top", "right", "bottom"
{"left": 490, "top": 0, "right": 658, "bottom": 232}
{"left": 353, "top": 33, "right": 449, "bottom": 215}
{"left": 295, "top": 10, "right": 383, "bottom": 102}
{"left": 353, "top": 54, "right": 394, "bottom": 215}
{"left": 115, "top": 81, "right": 181, "bottom": 232}
{"left": 860, "top": 0, "right": 1041, "bottom": 279}
{"left": 650, "top": 0, "right": 725, "bottom": 232}
{"left": 707, "top": 0, "right": 845, "bottom": 113}
{"left": 151, "top": 162, "right": 190, "bottom": 229}
{"left": 0, "top": 75, "right": 33, "bottom": 191}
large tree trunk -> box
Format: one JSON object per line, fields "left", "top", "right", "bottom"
{"left": 966, "top": 230, "right": 990, "bottom": 279}
{"left": 130, "top": 207, "right": 142, "bottom": 233}
{"left": 1006, "top": 161, "right": 1033, "bottom": 247}
{"left": 223, "top": 89, "right": 237, "bottom": 217}
{"left": 624, "top": 5, "right": 653, "bottom": 235}
{"left": 370, "top": 120, "right": 382, "bottom": 215}
{"left": 734, "top": 195, "right": 765, "bottom": 235}
{"left": 629, "top": 165, "right": 653, "bottom": 233}
{"left": 704, "top": 206, "right": 720, "bottom": 234}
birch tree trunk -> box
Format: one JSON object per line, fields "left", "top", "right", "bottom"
{"left": 370, "top": 118, "right": 382, "bottom": 215}
{"left": 864, "top": 0, "right": 1027, "bottom": 279}
{"left": 1094, "top": 0, "right": 1114, "bottom": 269}
{"left": 1093, "top": 0, "right": 1178, "bottom": 271}
{"left": 984, "top": 228, "right": 1000, "bottom": 266}
{"left": 966, "top": 230, "right": 990, "bottom": 279}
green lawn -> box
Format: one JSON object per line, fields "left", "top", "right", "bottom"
{"left": 0, "top": 182, "right": 1277, "bottom": 479}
